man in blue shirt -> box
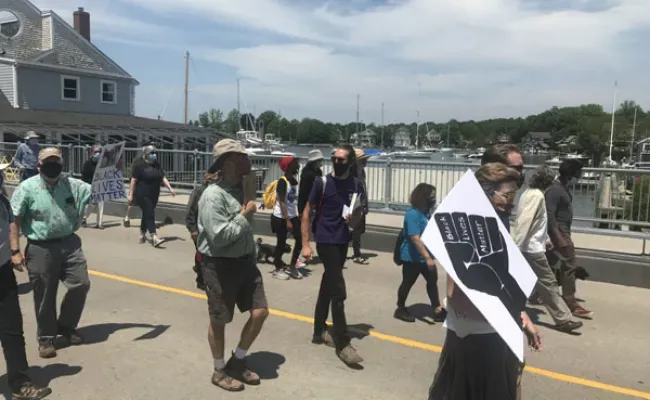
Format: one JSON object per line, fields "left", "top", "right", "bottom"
{"left": 13, "top": 131, "right": 41, "bottom": 182}
{"left": 301, "top": 144, "right": 365, "bottom": 366}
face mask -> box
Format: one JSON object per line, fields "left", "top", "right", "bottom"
{"left": 517, "top": 173, "right": 525, "bottom": 188}
{"left": 333, "top": 163, "right": 350, "bottom": 177}
{"left": 567, "top": 177, "right": 578, "bottom": 186}
{"left": 40, "top": 162, "right": 63, "bottom": 180}
{"left": 148, "top": 153, "right": 157, "bottom": 162}
{"left": 28, "top": 139, "right": 38, "bottom": 146}
{"left": 425, "top": 198, "right": 436, "bottom": 210}
{"left": 93, "top": 152, "right": 101, "bottom": 160}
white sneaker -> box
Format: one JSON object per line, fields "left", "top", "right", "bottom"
{"left": 272, "top": 269, "right": 290, "bottom": 280}
{"left": 288, "top": 266, "right": 303, "bottom": 280}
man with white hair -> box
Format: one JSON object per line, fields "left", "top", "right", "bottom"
{"left": 10, "top": 147, "right": 92, "bottom": 359}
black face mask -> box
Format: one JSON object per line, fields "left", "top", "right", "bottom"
{"left": 425, "top": 198, "right": 437, "bottom": 210}
{"left": 40, "top": 162, "right": 63, "bottom": 179}
{"left": 333, "top": 163, "right": 350, "bottom": 177}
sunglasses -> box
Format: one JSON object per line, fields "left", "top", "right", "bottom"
{"left": 331, "top": 156, "right": 348, "bottom": 164}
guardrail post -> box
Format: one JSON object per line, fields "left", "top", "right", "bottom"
{"left": 384, "top": 160, "right": 392, "bottom": 210}
{"left": 193, "top": 149, "right": 199, "bottom": 189}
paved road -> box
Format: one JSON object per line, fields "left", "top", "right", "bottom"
{"left": 1, "top": 217, "right": 648, "bottom": 400}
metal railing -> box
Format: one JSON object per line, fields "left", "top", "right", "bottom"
{"left": 2, "top": 142, "right": 649, "bottom": 231}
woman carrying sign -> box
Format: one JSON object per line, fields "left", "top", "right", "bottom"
{"left": 81, "top": 145, "right": 104, "bottom": 229}
{"left": 428, "top": 163, "right": 541, "bottom": 400}
{"left": 128, "top": 145, "right": 175, "bottom": 248}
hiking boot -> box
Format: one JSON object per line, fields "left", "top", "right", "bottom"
{"left": 38, "top": 340, "right": 56, "bottom": 359}
{"left": 12, "top": 382, "right": 52, "bottom": 400}
{"left": 60, "top": 328, "right": 84, "bottom": 345}
{"left": 556, "top": 320, "right": 583, "bottom": 333}
{"left": 287, "top": 266, "right": 303, "bottom": 280}
{"left": 312, "top": 330, "right": 336, "bottom": 348}
{"left": 394, "top": 307, "right": 416, "bottom": 323}
{"left": 337, "top": 344, "right": 364, "bottom": 365}
{"left": 211, "top": 369, "right": 244, "bottom": 392}
{"left": 571, "top": 305, "right": 593, "bottom": 319}
{"left": 226, "top": 354, "right": 261, "bottom": 386}
{"left": 272, "top": 269, "right": 290, "bottom": 280}
{"left": 123, "top": 218, "right": 130, "bottom": 228}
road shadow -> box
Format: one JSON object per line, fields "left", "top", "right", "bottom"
{"left": 245, "top": 351, "right": 286, "bottom": 380}
{"left": 17, "top": 282, "right": 31, "bottom": 295}
{"left": 348, "top": 323, "right": 374, "bottom": 341}
{"left": 525, "top": 307, "right": 582, "bottom": 336}
{"left": 525, "top": 306, "right": 546, "bottom": 323}
{"left": 407, "top": 303, "right": 436, "bottom": 325}
{"left": 0, "top": 363, "right": 82, "bottom": 399}
{"left": 297, "top": 267, "right": 313, "bottom": 277}
{"left": 73, "top": 322, "right": 170, "bottom": 345}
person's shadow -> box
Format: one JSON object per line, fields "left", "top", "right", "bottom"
{"left": 0, "top": 363, "right": 82, "bottom": 400}
{"left": 70, "top": 323, "right": 170, "bottom": 346}
{"left": 245, "top": 352, "right": 286, "bottom": 380}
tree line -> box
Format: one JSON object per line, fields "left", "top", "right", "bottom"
{"left": 190, "top": 100, "right": 650, "bottom": 162}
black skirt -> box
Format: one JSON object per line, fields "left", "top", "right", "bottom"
{"left": 429, "top": 331, "right": 523, "bottom": 400}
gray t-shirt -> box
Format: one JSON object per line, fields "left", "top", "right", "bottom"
{"left": 545, "top": 180, "right": 573, "bottom": 239}
{"left": 0, "top": 195, "right": 14, "bottom": 265}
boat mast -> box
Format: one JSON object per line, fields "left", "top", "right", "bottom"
{"left": 356, "top": 94, "right": 360, "bottom": 137}
{"left": 416, "top": 82, "right": 421, "bottom": 150}
{"left": 381, "top": 101, "right": 385, "bottom": 149}
{"left": 608, "top": 80, "right": 617, "bottom": 162}
{"left": 184, "top": 50, "right": 189, "bottom": 124}
{"left": 630, "top": 105, "right": 637, "bottom": 161}
{"left": 237, "top": 79, "right": 241, "bottom": 130}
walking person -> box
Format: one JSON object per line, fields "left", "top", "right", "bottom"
{"left": 13, "top": 131, "right": 41, "bottom": 182}
{"left": 512, "top": 166, "right": 583, "bottom": 333}
{"left": 270, "top": 156, "right": 303, "bottom": 280}
{"left": 122, "top": 144, "right": 147, "bottom": 228}
{"left": 394, "top": 183, "right": 446, "bottom": 323}
{"left": 0, "top": 191, "right": 52, "bottom": 400}
{"left": 9, "top": 147, "right": 92, "bottom": 359}
{"left": 301, "top": 144, "right": 365, "bottom": 366}
{"left": 128, "top": 145, "right": 175, "bottom": 247}
{"left": 81, "top": 145, "right": 104, "bottom": 229}
{"left": 545, "top": 159, "right": 593, "bottom": 319}
{"left": 429, "top": 163, "right": 541, "bottom": 400}
{"left": 350, "top": 149, "right": 369, "bottom": 264}
{"left": 197, "top": 139, "right": 269, "bottom": 392}
{"left": 297, "top": 149, "right": 324, "bottom": 218}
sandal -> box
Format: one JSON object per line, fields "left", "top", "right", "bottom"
{"left": 353, "top": 257, "right": 369, "bottom": 265}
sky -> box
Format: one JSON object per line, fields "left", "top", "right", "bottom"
{"left": 28, "top": 0, "right": 650, "bottom": 124}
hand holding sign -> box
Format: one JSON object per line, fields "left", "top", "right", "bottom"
{"left": 434, "top": 212, "right": 527, "bottom": 326}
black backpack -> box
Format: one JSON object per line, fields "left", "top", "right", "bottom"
{"left": 393, "top": 229, "right": 405, "bottom": 266}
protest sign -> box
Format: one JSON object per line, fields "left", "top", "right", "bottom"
{"left": 421, "top": 170, "right": 537, "bottom": 362}
{"left": 90, "top": 142, "right": 126, "bottom": 204}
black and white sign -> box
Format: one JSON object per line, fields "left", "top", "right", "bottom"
{"left": 421, "top": 170, "right": 537, "bottom": 362}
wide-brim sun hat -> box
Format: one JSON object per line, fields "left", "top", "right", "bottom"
{"left": 307, "top": 149, "right": 324, "bottom": 163}
{"left": 25, "top": 131, "right": 39, "bottom": 140}
{"left": 212, "top": 139, "right": 248, "bottom": 165}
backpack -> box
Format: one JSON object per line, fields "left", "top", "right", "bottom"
{"left": 262, "top": 176, "right": 288, "bottom": 209}
{"left": 393, "top": 229, "right": 405, "bottom": 266}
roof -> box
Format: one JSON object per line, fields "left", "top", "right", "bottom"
{"left": 528, "top": 131, "right": 552, "bottom": 140}
{"left": 637, "top": 137, "right": 650, "bottom": 145}
{"left": 0, "top": 100, "right": 225, "bottom": 139}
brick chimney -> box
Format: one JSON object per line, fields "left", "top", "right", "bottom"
{"left": 73, "top": 7, "right": 90, "bottom": 42}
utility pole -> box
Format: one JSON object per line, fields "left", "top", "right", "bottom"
{"left": 608, "top": 80, "right": 617, "bottom": 162}
{"left": 630, "top": 105, "right": 638, "bottom": 160}
{"left": 183, "top": 50, "right": 189, "bottom": 125}
{"left": 381, "top": 101, "right": 385, "bottom": 149}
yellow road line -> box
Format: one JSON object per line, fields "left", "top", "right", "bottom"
{"left": 88, "top": 269, "right": 650, "bottom": 399}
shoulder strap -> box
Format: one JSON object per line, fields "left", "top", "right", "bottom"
{"left": 317, "top": 175, "right": 327, "bottom": 214}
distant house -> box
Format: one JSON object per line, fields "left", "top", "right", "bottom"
{"left": 354, "top": 128, "right": 376, "bottom": 147}
{"left": 393, "top": 127, "right": 411, "bottom": 149}
{"left": 557, "top": 135, "right": 578, "bottom": 152}
{"left": 526, "top": 131, "right": 552, "bottom": 143}
{"left": 496, "top": 134, "right": 511, "bottom": 144}
{"left": 0, "top": 0, "right": 216, "bottom": 149}
{"left": 636, "top": 137, "right": 650, "bottom": 168}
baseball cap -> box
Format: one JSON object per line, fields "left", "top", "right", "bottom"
{"left": 279, "top": 156, "right": 295, "bottom": 172}
{"left": 212, "top": 139, "right": 247, "bottom": 163}
{"left": 38, "top": 147, "right": 63, "bottom": 163}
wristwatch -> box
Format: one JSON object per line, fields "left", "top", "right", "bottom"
{"left": 11, "top": 249, "right": 20, "bottom": 256}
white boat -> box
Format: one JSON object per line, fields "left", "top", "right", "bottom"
{"left": 263, "top": 133, "right": 285, "bottom": 149}
{"left": 236, "top": 129, "right": 263, "bottom": 146}
{"left": 388, "top": 151, "right": 433, "bottom": 160}
{"left": 246, "top": 147, "right": 295, "bottom": 157}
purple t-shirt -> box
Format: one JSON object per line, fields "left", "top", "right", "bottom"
{"left": 308, "top": 174, "right": 363, "bottom": 244}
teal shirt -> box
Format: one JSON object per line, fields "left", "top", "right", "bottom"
{"left": 11, "top": 175, "right": 91, "bottom": 241}
{"left": 400, "top": 208, "right": 433, "bottom": 263}
{"left": 197, "top": 182, "right": 255, "bottom": 258}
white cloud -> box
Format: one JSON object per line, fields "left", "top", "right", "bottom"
{"left": 27, "top": 0, "right": 650, "bottom": 123}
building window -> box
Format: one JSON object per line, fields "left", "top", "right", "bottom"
{"left": 61, "top": 76, "right": 80, "bottom": 101}
{"left": 101, "top": 80, "right": 116, "bottom": 104}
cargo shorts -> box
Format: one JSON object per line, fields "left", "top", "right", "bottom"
{"left": 200, "top": 255, "right": 268, "bottom": 324}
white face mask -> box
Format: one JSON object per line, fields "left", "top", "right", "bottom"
{"left": 568, "top": 177, "right": 578, "bottom": 186}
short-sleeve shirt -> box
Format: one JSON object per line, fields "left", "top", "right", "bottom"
{"left": 11, "top": 175, "right": 91, "bottom": 241}
{"left": 132, "top": 162, "right": 165, "bottom": 200}
{"left": 400, "top": 208, "right": 432, "bottom": 263}
{"left": 273, "top": 176, "right": 298, "bottom": 219}
{"left": 308, "top": 174, "right": 362, "bottom": 244}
